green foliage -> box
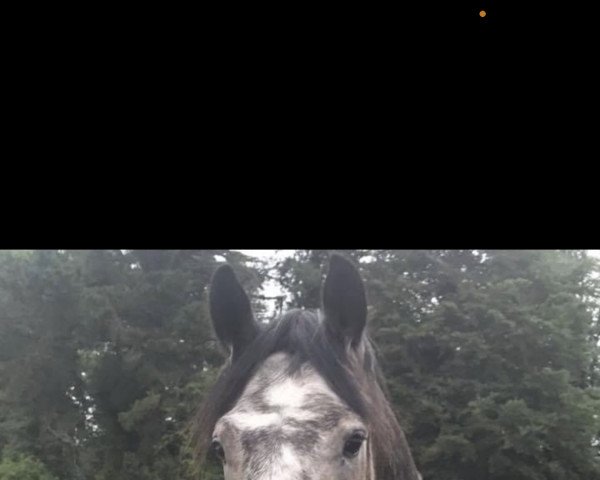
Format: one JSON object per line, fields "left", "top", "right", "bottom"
{"left": 0, "top": 250, "right": 258, "bottom": 480}
{"left": 0, "top": 450, "right": 58, "bottom": 480}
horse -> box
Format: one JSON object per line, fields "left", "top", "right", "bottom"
{"left": 193, "top": 253, "right": 421, "bottom": 480}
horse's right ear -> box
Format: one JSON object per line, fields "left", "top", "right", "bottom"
{"left": 209, "top": 264, "right": 258, "bottom": 361}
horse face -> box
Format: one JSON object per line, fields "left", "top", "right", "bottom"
{"left": 211, "top": 352, "right": 373, "bottom": 480}
{"left": 203, "top": 254, "right": 421, "bottom": 479}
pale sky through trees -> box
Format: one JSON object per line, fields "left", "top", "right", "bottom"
{"left": 235, "top": 250, "right": 294, "bottom": 316}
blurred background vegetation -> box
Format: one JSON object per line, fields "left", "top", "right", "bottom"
{"left": 0, "top": 250, "right": 598, "bottom": 480}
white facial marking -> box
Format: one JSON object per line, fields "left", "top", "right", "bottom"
{"left": 220, "top": 352, "right": 345, "bottom": 432}
{"left": 265, "top": 377, "right": 307, "bottom": 408}
{"left": 271, "top": 445, "right": 303, "bottom": 477}
{"left": 224, "top": 411, "right": 280, "bottom": 429}
{"left": 214, "top": 352, "right": 368, "bottom": 480}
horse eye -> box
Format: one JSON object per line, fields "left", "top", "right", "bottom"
{"left": 343, "top": 432, "right": 366, "bottom": 459}
{"left": 211, "top": 439, "right": 226, "bottom": 463}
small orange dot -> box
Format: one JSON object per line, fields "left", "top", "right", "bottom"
{"left": 479, "top": 10, "right": 487, "bottom": 17}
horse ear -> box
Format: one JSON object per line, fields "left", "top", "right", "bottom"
{"left": 209, "top": 264, "right": 258, "bottom": 360}
{"left": 322, "top": 253, "right": 367, "bottom": 347}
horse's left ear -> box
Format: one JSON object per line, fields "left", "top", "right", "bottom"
{"left": 322, "top": 253, "right": 367, "bottom": 347}
{"left": 209, "top": 264, "right": 259, "bottom": 361}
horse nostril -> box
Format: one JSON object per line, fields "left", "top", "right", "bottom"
{"left": 343, "top": 432, "right": 367, "bottom": 459}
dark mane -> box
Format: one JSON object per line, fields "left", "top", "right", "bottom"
{"left": 192, "top": 309, "right": 418, "bottom": 480}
